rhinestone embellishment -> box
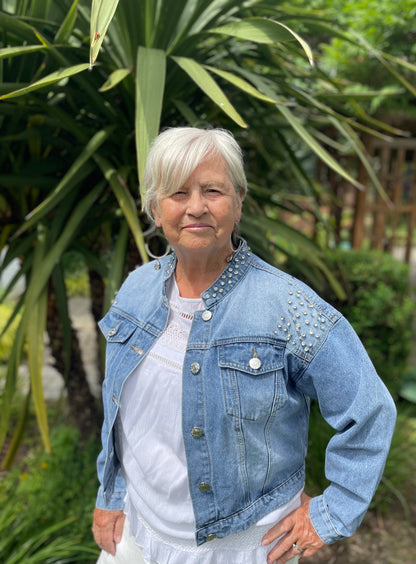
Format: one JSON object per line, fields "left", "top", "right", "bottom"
{"left": 275, "top": 285, "right": 327, "bottom": 355}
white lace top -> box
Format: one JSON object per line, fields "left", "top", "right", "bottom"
{"left": 115, "top": 277, "right": 301, "bottom": 564}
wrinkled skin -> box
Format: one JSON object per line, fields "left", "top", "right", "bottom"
{"left": 262, "top": 494, "right": 325, "bottom": 563}
{"left": 92, "top": 507, "right": 125, "bottom": 556}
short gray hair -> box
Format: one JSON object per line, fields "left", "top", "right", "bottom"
{"left": 142, "top": 127, "right": 247, "bottom": 220}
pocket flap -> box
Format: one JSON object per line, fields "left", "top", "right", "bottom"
{"left": 219, "top": 342, "right": 283, "bottom": 375}
{"left": 99, "top": 310, "right": 137, "bottom": 343}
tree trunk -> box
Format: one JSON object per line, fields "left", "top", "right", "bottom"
{"left": 46, "top": 282, "right": 100, "bottom": 440}
{"left": 88, "top": 268, "right": 105, "bottom": 383}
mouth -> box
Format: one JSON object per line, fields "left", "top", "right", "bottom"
{"left": 182, "top": 224, "right": 213, "bottom": 230}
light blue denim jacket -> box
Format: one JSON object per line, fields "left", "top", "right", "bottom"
{"left": 96, "top": 239, "right": 396, "bottom": 546}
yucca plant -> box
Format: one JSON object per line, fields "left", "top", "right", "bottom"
{"left": 1, "top": 0, "right": 415, "bottom": 462}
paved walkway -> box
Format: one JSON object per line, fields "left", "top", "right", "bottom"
{"left": 18, "top": 297, "right": 101, "bottom": 401}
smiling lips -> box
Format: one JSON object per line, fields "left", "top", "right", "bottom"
{"left": 182, "top": 223, "right": 213, "bottom": 230}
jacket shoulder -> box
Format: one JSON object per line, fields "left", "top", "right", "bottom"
{"left": 248, "top": 256, "right": 342, "bottom": 359}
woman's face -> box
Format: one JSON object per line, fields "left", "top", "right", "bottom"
{"left": 153, "top": 154, "right": 242, "bottom": 260}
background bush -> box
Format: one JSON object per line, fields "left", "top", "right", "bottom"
{"left": 0, "top": 425, "right": 100, "bottom": 563}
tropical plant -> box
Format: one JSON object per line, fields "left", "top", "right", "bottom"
{"left": 1, "top": 0, "right": 415, "bottom": 463}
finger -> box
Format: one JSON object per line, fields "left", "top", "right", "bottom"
{"left": 266, "top": 534, "right": 298, "bottom": 564}
{"left": 262, "top": 512, "right": 294, "bottom": 546}
{"left": 114, "top": 513, "right": 126, "bottom": 543}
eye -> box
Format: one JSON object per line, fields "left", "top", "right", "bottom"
{"left": 205, "top": 186, "right": 222, "bottom": 195}
{"left": 171, "top": 190, "right": 187, "bottom": 198}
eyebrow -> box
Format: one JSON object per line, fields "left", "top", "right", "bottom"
{"left": 200, "top": 181, "right": 226, "bottom": 188}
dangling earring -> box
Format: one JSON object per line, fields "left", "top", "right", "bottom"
{"left": 145, "top": 231, "right": 171, "bottom": 270}
{"left": 226, "top": 226, "right": 241, "bottom": 262}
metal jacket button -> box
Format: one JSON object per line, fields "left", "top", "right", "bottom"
{"left": 206, "top": 534, "right": 217, "bottom": 541}
{"left": 191, "top": 427, "right": 204, "bottom": 438}
{"left": 198, "top": 482, "right": 211, "bottom": 492}
{"left": 201, "top": 310, "right": 212, "bottom": 321}
{"left": 249, "top": 357, "right": 262, "bottom": 370}
{"left": 190, "top": 362, "right": 201, "bottom": 375}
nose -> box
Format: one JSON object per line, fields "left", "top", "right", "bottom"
{"left": 186, "top": 190, "right": 207, "bottom": 217}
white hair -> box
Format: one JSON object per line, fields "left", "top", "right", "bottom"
{"left": 142, "top": 127, "right": 247, "bottom": 220}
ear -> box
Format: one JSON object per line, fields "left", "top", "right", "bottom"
{"left": 234, "top": 189, "right": 243, "bottom": 223}
{"left": 152, "top": 204, "right": 162, "bottom": 227}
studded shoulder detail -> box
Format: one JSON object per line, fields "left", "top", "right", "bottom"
{"left": 274, "top": 280, "right": 334, "bottom": 360}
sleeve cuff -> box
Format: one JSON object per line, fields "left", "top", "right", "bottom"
{"left": 308, "top": 495, "right": 345, "bottom": 545}
{"left": 95, "top": 485, "right": 126, "bottom": 511}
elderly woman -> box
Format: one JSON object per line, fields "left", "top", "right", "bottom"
{"left": 92, "top": 127, "right": 396, "bottom": 564}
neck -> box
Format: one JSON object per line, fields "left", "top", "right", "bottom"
{"left": 174, "top": 248, "right": 231, "bottom": 298}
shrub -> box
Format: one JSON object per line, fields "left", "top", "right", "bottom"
{"left": 0, "top": 425, "right": 100, "bottom": 563}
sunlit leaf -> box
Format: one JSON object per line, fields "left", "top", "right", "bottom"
{"left": 210, "top": 17, "right": 314, "bottom": 65}
{"left": 172, "top": 56, "right": 247, "bottom": 128}
{"left": 99, "top": 68, "right": 131, "bottom": 91}
{"left": 0, "top": 63, "right": 90, "bottom": 100}
{"left": 0, "top": 45, "right": 46, "bottom": 60}
{"left": 27, "top": 226, "right": 50, "bottom": 453}
{"left": 277, "top": 104, "right": 363, "bottom": 189}
{"left": 135, "top": 47, "right": 166, "bottom": 187}
{"left": 205, "top": 65, "right": 280, "bottom": 104}
{"left": 90, "top": 0, "right": 121, "bottom": 67}
{"left": 94, "top": 154, "right": 149, "bottom": 264}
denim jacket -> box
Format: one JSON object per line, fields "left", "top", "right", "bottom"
{"left": 96, "top": 239, "right": 396, "bottom": 546}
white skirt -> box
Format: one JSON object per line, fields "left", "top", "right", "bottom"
{"left": 96, "top": 519, "right": 299, "bottom": 564}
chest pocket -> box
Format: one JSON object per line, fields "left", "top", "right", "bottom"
{"left": 218, "top": 342, "right": 286, "bottom": 421}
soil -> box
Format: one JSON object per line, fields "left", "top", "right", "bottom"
{"left": 308, "top": 500, "right": 416, "bottom": 563}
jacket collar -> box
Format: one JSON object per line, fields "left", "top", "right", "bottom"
{"left": 161, "top": 238, "right": 253, "bottom": 307}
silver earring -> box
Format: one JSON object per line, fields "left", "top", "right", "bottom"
{"left": 145, "top": 232, "right": 171, "bottom": 270}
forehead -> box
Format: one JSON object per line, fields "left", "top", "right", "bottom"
{"left": 183, "top": 155, "right": 230, "bottom": 183}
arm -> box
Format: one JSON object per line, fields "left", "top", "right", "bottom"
{"left": 93, "top": 361, "right": 127, "bottom": 553}
{"left": 264, "top": 316, "right": 396, "bottom": 562}
{"left": 301, "top": 317, "right": 396, "bottom": 543}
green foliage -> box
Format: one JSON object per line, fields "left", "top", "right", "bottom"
{"left": 327, "top": 250, "right": 414, "bottom": 396}
{"left": 0, "top": 425, "right": 99, "bottom": 564}
{"left": 287, "top": 0, "right": 416, "bottom": 117}
{"left": 400, "top": 368, "right": 416, "bottom": 404}
{"left": 372, "top": 407, "right": 416, "bottom": 516}
{"left": 63, "top": 251, "right": 90, "bottom": 298}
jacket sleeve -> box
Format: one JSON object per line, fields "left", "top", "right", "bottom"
{"left": 296, "top": 316, "right": 396, "bottom": 544}
{"left": 95, "top": 315, "right": 127, "bottom": 511}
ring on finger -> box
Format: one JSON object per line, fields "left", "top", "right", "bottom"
{"left": 293, "top": 543, "right": 304, "bottom": 554}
